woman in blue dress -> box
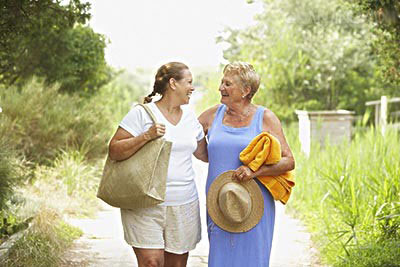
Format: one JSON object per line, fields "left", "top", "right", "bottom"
{"left": 198, "top": 62, "right": 295, "bottom": 267}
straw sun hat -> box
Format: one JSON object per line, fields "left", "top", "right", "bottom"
{"left": 207, "top": 170, "right": 264, "bottom": 233}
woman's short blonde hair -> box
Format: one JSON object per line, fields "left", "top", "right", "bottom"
{"left": 223, "top": 62, "right": 260, "bottom": 100}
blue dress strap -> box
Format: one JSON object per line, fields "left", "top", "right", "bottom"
{"left": 208, "top": 104, "right": 224, "bottom": 137}
{"left": 255, "top": 106, "right": 265, "bottom": 133}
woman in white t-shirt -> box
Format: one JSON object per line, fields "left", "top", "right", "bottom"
{"left": 108, "top": 62, "right": 208, "bottom": 267}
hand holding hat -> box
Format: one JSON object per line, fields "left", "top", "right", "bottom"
{"left": 239, "top": 132, "right": 295, "bottom": 204}
{"left": 207, "top": 170, "right": 264, "bottom": 233}
{"left": 233, "top": 165, "right": 255, "bottom": 182}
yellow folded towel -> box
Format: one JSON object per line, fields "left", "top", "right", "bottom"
{"left": 239, "top": 132, "right": 295, "bottom": 204}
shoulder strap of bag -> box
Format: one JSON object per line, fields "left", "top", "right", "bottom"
{"left": 136, "top": 103, "right": 158, "bottom": 124}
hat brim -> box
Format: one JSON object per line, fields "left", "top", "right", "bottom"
{"left": 207, "top": 170, "right": 264, "bottom": 233}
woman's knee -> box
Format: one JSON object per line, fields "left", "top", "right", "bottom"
{"left": 133, "top": 248, "right": 164, "bottom": 267}
{"left": 141, "top": 257, "right": 163, "bottom": 267}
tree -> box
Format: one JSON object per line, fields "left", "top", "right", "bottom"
{"left": 44, "top": 25, "right": 112, "bottom": 93}
{"left": 218, "top": 0, "right": 387, "bottom": 121}
{"left": 348, "top": 0, "right": 400, "bottom": 88}
{"left": 0, "top": 0, "right": 111, "bottom": 93}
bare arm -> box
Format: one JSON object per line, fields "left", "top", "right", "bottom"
{"left": 193, "top": 137, "right": 208, "bottom": 162}
{"left": 234, "top": 109, "right": 295, "bottom": 181}
{"left": 108, "top": 123, "right": 165, "bottom": 161}
{"left": 256, "top": 109, "right": 295, "bottom": 175}
{"left": 194, "top": 104, "right": 220, "bottom": 162}
{"left": 198, "top": 104, "right": 219, "bottom": 135}
{"left": 191, "top": 105, "right": 221, "bottom": 163}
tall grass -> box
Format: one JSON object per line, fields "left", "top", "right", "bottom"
{"left": 26, "top": 150, "right": 103, "bottom": 217}
{"left": 0, "top": 77, "right": 142, "bottom": 164}
{"left": 289, "top": 127, "right": 400, "bottom": 266}
{"left": 0, "top": 136, "right": 32, "bottom": 241}
{"left": 0, "top": 143, "right": 17, "bottom": 211}
{"left": 1, "top": 209, "right": 82, "bottom": 267}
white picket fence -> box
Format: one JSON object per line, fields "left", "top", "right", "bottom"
{"left": 366, "top": 96, "right": 400, "bottom": 134}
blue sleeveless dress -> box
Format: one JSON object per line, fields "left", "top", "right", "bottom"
{"left": 206, "top": 104, "right": 275, "bottom": 267}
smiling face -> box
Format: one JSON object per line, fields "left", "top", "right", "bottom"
{"left": 219, "top": 73, "right": 247, "bottom": 106}
{"left": 173, "top": 69, "right": 194, "bottom": 105}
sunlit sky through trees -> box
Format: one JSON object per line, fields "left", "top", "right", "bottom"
{"left": 87, "top": 0, "right": 263, "bottom": 71}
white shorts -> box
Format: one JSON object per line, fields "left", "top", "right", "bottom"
{"left": 120, "top": 199, "right": 201, "bottom": 254}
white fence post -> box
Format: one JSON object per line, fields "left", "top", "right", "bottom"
{"left": 380, "top": 96, "right": 387, "bottom": 135}
{"left": 366, "top": 96, "right": 400, "bottom": 132}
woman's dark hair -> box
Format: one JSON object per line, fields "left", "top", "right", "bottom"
{"left": 143, "top": 62, "right": 189, "bottom": 103}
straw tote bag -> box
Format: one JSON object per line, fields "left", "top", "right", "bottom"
{"left": 97, "top": 104, "right": 172, "bottom": 209}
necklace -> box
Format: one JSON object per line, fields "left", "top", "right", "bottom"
{"left": 225, "top": 106, "right": 252, "bottom": 122}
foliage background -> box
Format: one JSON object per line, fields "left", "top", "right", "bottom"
{"left": 0, "top": 0, "right": 111, "bottom": 94}
{"left": 196, "top": 0, "right": 400, "bottom": 122}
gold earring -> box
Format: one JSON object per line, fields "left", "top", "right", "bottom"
{"left": 242, "top": 95, "right": 245, "bottom": 99}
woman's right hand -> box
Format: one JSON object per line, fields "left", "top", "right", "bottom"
{"left": 109, "top": 124, "right": 166, "bottom": 161}
{"left": 144, "top": 123, "right": 166, "bottom": 140}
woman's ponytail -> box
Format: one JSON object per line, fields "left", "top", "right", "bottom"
{"left": 143, "top": 91, "right": 156, "bottom": 104}
{"left": 143, "top": 62, "right": 189, "bottom": 104}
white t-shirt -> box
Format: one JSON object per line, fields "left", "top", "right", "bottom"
{"left": 119, "top": 102, "right": 204, "bottom": 206}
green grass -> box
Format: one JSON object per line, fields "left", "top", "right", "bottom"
{"left": 0, "top": 143, "right": 16, "bottom": 211}
{"left": 2, "top": 209, "right": 82, "bottom": 267}
{"left": 0, "top": 149, "right": 100, "bottom": 265}
{"left": 27, "top": 149, "right": 103, "bottom": 217}
{"left": 337, "top": 240, "right": 400, "bottom": 267}
{"left": 0, "top": 137, "right": 32, "bottom": 241}
{"left": 288, "top": 127, "right": 400, "bottom": 266}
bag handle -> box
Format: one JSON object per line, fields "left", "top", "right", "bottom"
{"left": 136, "top": 104, "right": 158, "bottom": 124}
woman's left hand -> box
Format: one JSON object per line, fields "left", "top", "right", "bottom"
{"left": 233, "top": 165, "right": 255, "bottom": 182}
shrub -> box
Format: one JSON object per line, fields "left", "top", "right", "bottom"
{"left": 0, "top": 143, "right": 16, "bottom": 211}
{"left": 0, "top": 137, "right": 31, "bottom": 241}
{"left": 0, "top": 77, "right": 144, "bottom": 163}
{"left": 2, "top": 209, "right": 82, "bottom": 267}
{"left": 29, "top": 150, "right": 102, "bottom": 217}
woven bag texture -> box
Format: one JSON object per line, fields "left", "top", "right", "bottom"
{"left": 97, "top": 104, "right": 172, "bottom": 209}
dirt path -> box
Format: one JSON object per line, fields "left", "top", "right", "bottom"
{"left": 63, "top": 160, "right": 322, "bottom": 267}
